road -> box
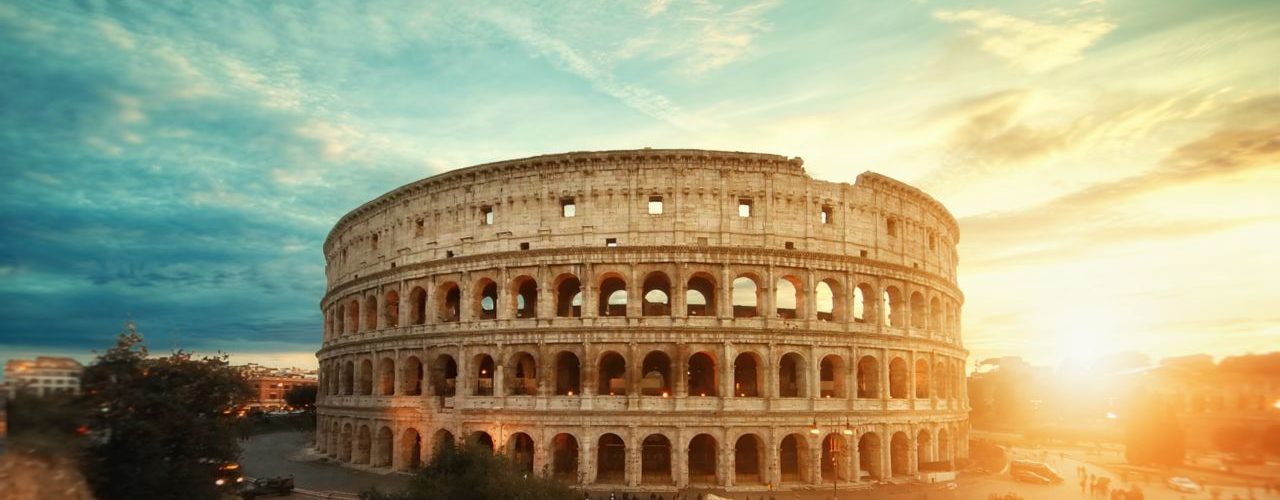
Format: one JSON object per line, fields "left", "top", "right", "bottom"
{"left": 238, "top": 430, "right": 410, "bottom": 495}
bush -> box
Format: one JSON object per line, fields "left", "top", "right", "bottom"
{"left": 361, "top": 442, "right": 577, "bottom": 500}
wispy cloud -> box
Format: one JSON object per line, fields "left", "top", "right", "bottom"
{"left": 934, "top": 6, "right": 1115, "bottom": 73}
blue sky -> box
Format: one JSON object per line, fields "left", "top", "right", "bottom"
{"left": 1, "top": 0, "right": 1277, "bottom": 373}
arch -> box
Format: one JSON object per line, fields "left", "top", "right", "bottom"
{"left": 355, "top": 425, "right": 372, "bottom": 464}
{"left": 778, "top": 352, "right": 805, "bottom": 398}
{"left": 934, "top": 361, "right": 947, "bottom": 399}
{"left": 641, "top": 271, "right": 671, "bottom": 316}
{"left": 554, "top": 274, "right": 582, "bottom": 317}
{"left": 915, "top": 358, "right": 929, "bottom": 399}
{"left": 384, "top": 290, "right": 400, "bottom": 328}
{"left": 507, "top": 352, "right": 537, "bottom": 396}
{"left": 815, "top": 278, "right": 841, "bottom": 322}
{"left": 437, "top": 282, "right": 460, "bottom": 322}
{"left": 946, "top": 303, "right": 957, "bottom": 337}
{"left": 330, "top": 421, "right": 341, "bottom": 457}
{"left": 858, "top": 432, "right": 882, "bottom": 480}
{"left": 820, "top": 355, "right": 846, "bottom": 398}
{"left": 325, "top": 308, "right": 334, "bottom": 339}
{"left": 432, "top": 429, "right": 455, "bottom": 457}
{"left": 512, "top": 275, "right": 538, "bottom": 319}
{"left": 854, "top": 283, "right": 874, "bottom": 323}
{"left": 734, "top": 434, "right": 765, "bottom": 484}
{"left": 688, "top": 434, "right": 718, "bottom": 485}
{"left": 598, "top": 275, "right": 627, "bottom": 317}
{"left": 431, "top": 354, "right": 457, "bottom": 397}
{"left": 857, "top": 356, "right": 880, "bottom": 399}
{"left": 409, "top": 287, "right": 427, "bottom": 325}
{"left": 687, "top": 352, "right": 717, "bottom": 397}
{"left": 378, "top": 357, "right": 395, "bottom": 396}
{"left": 916, "top": 429, "right": 932, "bottom": 466}
{"left": 554, "top": 351, "right": 581, "bottom": 395}
{"left": 641, "top": 434, "right": 672, "bottom": 484}
{"left": 930, "top": 297, "right": 942, "bottom": 331}
{"left": 336, "top": 304, "right": 345, "bottom": 335}
{"left": 467, "top": 431, "right": 494, "bottom": 453}
{"left": 910, "top": 291, "right": 926, "bottom": 329}
{"left": 821, "top": 433, "right": 848, "bottom": 481}
{"left": 364, "top": 295, "right": 377, "bottom": 331}
{"left": 375, "top": 426, "right": 393, "bottom": 467}
{"left": 890, "top": 432, "right": 910, "bottom": 477}
{"left": 640, "top": 351, "right": 672, "bottom": 396}
{"left": 475, "top": 279, "right": 498, "bottom": 320}
{"left": 597, "top": 351, "right": 627, "bottom": 396}
{"left": 685, "top": 273, "right": 716, "bottom": 317}
{"left": 401, "top": 356, "right": 423, "bottom": 396}
{"left": 889, "top": 357, "right": 908, "bottom": 399}
{"left": 340, "top": 423, "right": 353, "bottom": 462}
{"left": 883, "top": 286, "right": 903, "bottom": 327}
{"left": 358, "top": 359, "right": 373, "bottom": 395}
{"left": 551, "top": 433, "right": 579, "bottom": 480}
{"left": 401, "top": 428, "right": 422, "bottom": 470}
{"left": 347, "top": 299, "right": 360, "bottom": 333}
{"left": 473, "top": 354, "right": 495, "bottom": 396}
{"left": 596, "top": 433, "right": 626, "bottom": 484}
{"left": 342, "top": 360, "right": 355, "bottom": 395}
{"left": 775, "top": 275, "right": 803, "bottom": 319}
{"left": 779, "top": 433, "right": 809, "bottom": 483}
{"left": 732, "top": 275, "right": 761, "bottom": 318}
{"left": 733, "top": 352, "right": 762, "bottom": 397}
{"left": 508, "top": 432, "right": 535, "bottom": 474}
{"left": 937, "top": 428, "right": 950, "bottom": 463}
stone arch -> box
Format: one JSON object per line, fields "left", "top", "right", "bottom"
{"left": 355, "top": 424, "right": 372, "bottom": 464}
{"left": 937, "top": 428, "right": 950, "bottom": 463}
{"left": 930, "top": 296, "right": 942, "bottom": 331}
{"left": 775, "top": 275, "right": 803, "bottom": 319}
{"left": 432, "top": 429, "right": 455, "bottom": 457}
{"left": 815, "top": 278, "right": 842, "bottom": 322}
{"left": 409, "top": 286, "right": 427, "bottom": 325}
{"left": 401, "top": 428, "right": 422, "bottom": 470}
{"left": 641, "top": 350, "right": 672, "bottom": 396}
{"left": 551, "top": 433, "right": 579, "bottom": 480}
{"left": 358, "top": 359, "right": 373, "bottom": 395}
{"left": 916, "top": 428, "right": 932, "bottom": 466}
{"left": 364, "top": 295, "right": 377, "bottom": 331}
{"left": 597, "top": 351, "right": 627, "bottom": 396}
{"left": 330, "top": 421, "right": 341, "bottom": 457}
{"left": 733, "top": 351, "right": 762, "bottom": 397}
{"left": 687, "top": 351, "right": 717, "bottom": 397}
{"left": 375, "top": 426, "right": 393, "bottom": 467}
{"left": 685, "top": 272, "right": 716, "bottom": 316}
{"left": 342, "top": 360, "right": 355, "bottom": 395}
{"left": 436, "top": 281, "right": 460, "bottom": 322}
{"left": 854, "top": 283, "right": 875, "bottom": 323}
{"left": 820, "top": 354, "right": 846, "bottom": 398}
{"left": 596, "top": 433, "right": 626, "bottom": 484}
{"left": 858, "top": 432, "right": 881, "bottom": 480}
{"left": 732, "top": 274, "right": 761, "bottom": 318}
{"left": 883, "top": 286, "right": 903, "bottom": 327}
{"left": 347, "top": 298, "right": 360, "bottom": 333}
{"left": 857, "top": 355, "right": 879, "bottom": 399}
{"left": 555, "top": 351, "right": 581, "bottom": 395}
{"left": 641, "top": 271, "right": 672, "bottom": 316}
{"left": 336, "top": 304, "right": 346, "bottom": 335}
{"left": 598, "top": 274, "right": 628, "bottom": 317}
{"left": 687, "top": 434, "right": 718, "bottom": 485}
{"left": 778, "top": 433, "right": 809, "bottom": 483}
{"left": 508, "top": 432, "right": 535, "bottom": 474}
{"left": 889, "top": 357, "right": 908, "bottom": 399}
{"left": 821, "top": 433, "right": 849, "bottom": 481}
{"left": 641, "top": 433, "right": 673, "bottom": 484}
{"left": 734, "top": 433, "right": 765, "bottom": 484}
{"left": 778, "top": 352, "right": 806, "bottom": 398}
{"left": 340, "top": 423, "right": 354, "bottom": 462}
{"left": 507, "top": 351, "right": 537, "bottom": 396}
{"left": 934, "top": 360, "right": 947, "bottom": 399}
{"left": 473, "top": 353, "right": 495, "bottom": 396}
{"left": 325, "top": 307, "right": 334, "bottom": 339}
{"left": 474, "top": 278, "right": 498, "bottom": 320}
{"left": 915, "top": 358, "right": 929, "bottom": 399}
{"left": 378, "top": 357, "right": 395, "bottom": 396}
{"left": 890, "top": 431, "right": 910, "bottom": 477}
{"left": 401, "top": 356, "right": 423, "bottom": 396}
{"left": 910, "top": 291, "right": 926, "bottom": 329}
{"left": 511, "top": 275, "right": 538, "bottom": 319}
{"left": 554, "top": 274, "right": 582, "bottom": 317}
{"left": 384, "top": 289, "right": 400, "bottom": 328}
{"left": 467, "top": 431, "right": 494, "bottom": 452}
{"left": 431, "top": 354, "right": 457, "bottom": 397}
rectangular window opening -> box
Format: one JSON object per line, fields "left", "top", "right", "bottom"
{"left": 648, "top": 195, "right": 664, "bottom": 215}
{"left": 605, "top": 238, "right": 618, "bottom": 247}
{"left": 481, "top": 206, "right": 494, "bottom": 225}
{"left": 820, "top": 205, "right": 833, "bottom": 224}
{"left": 415, "top": 219, "right": 425, "bottom": 237}
{"left": 784, "top": 241, "right": 795, "bottom": 250}
{"left": 519, "top": 242, "right": 530, "bottom": 251}
{"left": 887, "top": 219, "right": 898, "bottom": 237}
{"left": 561, "top": 198, "right": 576, "bottom": 218}
{"left": 738, "top": 198, "right": 753, "bottom": 218}
{"left": 445, "top": 251, "right": 455, "bottom": 258}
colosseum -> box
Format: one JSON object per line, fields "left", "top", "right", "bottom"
{"left": 314, "top": 149, "right": 969, "bottom": 493}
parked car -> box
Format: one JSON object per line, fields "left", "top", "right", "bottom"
{"left": 1167, "top": 476, "right": 1202, "bottom": 493}
{"left": 202, "top": 460, "right": 245, "bottom": 491}
{"left": 238, "top": 475, "right": 294, "bottom": 499}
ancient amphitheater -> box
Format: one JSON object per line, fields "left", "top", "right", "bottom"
{"left": 315, "top": 149, "right": 969, "bottom": 492}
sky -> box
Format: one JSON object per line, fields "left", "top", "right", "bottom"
{"left": 1, "top": 0, "right": 1277, "bottom": 376}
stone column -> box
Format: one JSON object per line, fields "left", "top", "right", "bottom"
{"left": 674, "top": 429, "right": 689, "bottom": 488}
{"left": 625, "top": 429, "right": 640, "bottom": 487}
{"left": 803, "top": 269, "right": 817, "bottom": 322}
{"left": 497, "top": 267, "right": 512, "bottom": 321}
{"left": 673, "top": 264, "right": 687, "bottom": 319}
{"left": 536, "top": 265, "right": 553, "bottom": 319}
{"left": 719, "top": 264, "right": 733, "bottom": 319}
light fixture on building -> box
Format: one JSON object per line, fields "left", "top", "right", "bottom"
{"left": 810, "top": 418, "right": 820, "bottom": 435}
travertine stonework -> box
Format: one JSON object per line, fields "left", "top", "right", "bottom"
{"left": 315, "top": 149, "right": 969, "bottom": 492}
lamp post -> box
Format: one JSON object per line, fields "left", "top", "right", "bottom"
{"left": 812, "top": 417, "right": 855, "bottom": 500}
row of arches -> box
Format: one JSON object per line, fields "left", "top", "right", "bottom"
{"left": 320, "top": 349, "right": 963, "bottom": 402}
{"left": 316, "top": 420, "right": 962, "bottom": 486}
{"left": 324, "top": 270, "right": 960, "bottom": 339}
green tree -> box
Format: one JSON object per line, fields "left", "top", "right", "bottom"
{"left": 361, "top": 442, "right": 577, "bottom": 500}
{"left": 80, "top": 323, "right": 252, "bottom": 500}
{"left": 284, "top": 384, "right": 318, "bottom": 410}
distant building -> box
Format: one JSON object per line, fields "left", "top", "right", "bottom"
{"left": 3, "top": 357, "right": 83, "bottom": 398}
{"left": 236, "top": 364, "right": 318, "bottom": 410}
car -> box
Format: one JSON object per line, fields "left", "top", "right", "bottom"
{"left": 1167, "top": 476, "right": 1202, "bottom": 493}
{"left": 203, "top": 460, "right": 246, "bottom": 491}
{"left": 238, "top": 475, "right": 295, "bottom": 499}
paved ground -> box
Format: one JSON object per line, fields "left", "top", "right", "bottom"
{"left": 238, "top": 430, "right": 410, "bottom": 495}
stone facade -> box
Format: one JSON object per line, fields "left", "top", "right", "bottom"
{"left": 314, "top": 149, "right": 969, "bottom": 492}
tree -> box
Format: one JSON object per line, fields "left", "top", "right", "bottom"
{"left": 360, "top": 441, "right": 577, "bottom": 500}
{"left": 80, "top": 323, "right": 252, "bottom": 500}
{"left": 1124, "top": 392, "right": 1185, "bottom": 467}
{"left": 284, "top": 384, "right": 318, "bottom": 410}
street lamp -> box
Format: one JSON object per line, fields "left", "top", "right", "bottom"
{"left": 815, "top": 418, "right": 855, "bottom": 500}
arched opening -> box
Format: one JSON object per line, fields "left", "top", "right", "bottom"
{"left": 858, "top": 433, "right": 881, "bottom": 480}
{"left": 364, "top": 296, "right": 377, "bottom": 331}
{"left": 779, "top": 434, "right": 808, "bottom": 483}
{"left": 937, "top": 428, "right": 950, "bottom": 463}
{"left": 854, "top": 284, "right": 874, "bottom": 323}
{"left": 779, "top": 352, "right": 805, "bottom": 398}
{"left": 431, "top": 355, "right": 457, "bottom": 397}
{"left": 598, "top": 275, "right": 627, "bottom": 317}
{"left": 473, "top": 354, "right": 495, "bottom": 396}
{"left": 821, "top": 434, "right": 848, "bottom": 481}
{"left": 597, "top": 351, "right": 627, "bottom": 396}
{"left": 513, "top": 276, "right": 538, "bottom": 319}
{"left": 432, "top": 429, "right": 455, "bottom": 457}
{"left": 384, "top": 290, "right": 400, "bottom": 328}
{"left": 358, "top": 359, "right": 373, "bottom": 395}
{"left": 883, "top": 286, "right": 902, "bottom": 327}
{"left": 915, "top": 359, "right": 930, "bottom": 399}
{"left": 687, "top": 352, "right": 716, "bottom": 397}
{"left": 946, "top": 304, "right": 957, "bottom": 337}
{"left": 934, "top": 361, "right": 947, "bottom": 399}
{"left": 734, "top": 434, "right": 765, "bottom": 484}
{"left": 378, "top": 357, "right": 395, "bottom": 396}
{"left": 816, "top": 279, "right": 839, "bottom": 322}
{"left": 438, "top": 282, "right": 460, "bottom": 322}
{"left": 401, "top": 356, "right": 423, "bottom": 396}
{"left": 820, "top": 355, "right": 845, "bottom": 398}
{"left": 775, "top": 276, "right": 802, "bottom": 319}
{"left": 641, "top": 434, "right": 672, "bottom": 484}
{"left": 476, "top": 279, "right": 498, "bottom": 320}
{"left": 555, "top": 275, "right": 582, "bottom": 317}
{"left": 688, "top": 434, "right": 718, "bottom": 485}
{"left": 330, "top": 422, "right": 340, "bottom": 457}
{"left": 401, "top": 428, "right": 422, "bottom": 470}
{"left": 325, "top": 308, "right": 334, "bottom": 339}
{"left": 467, "top": 431, "right": 494, "bottom": 453}
{"left": 640, "top": 351, "right": 672, "bottom": 396}
{"left": 916, "top": 429, "right": 932, "bottom": 466}
{"left": 508, "top": 432, "right": 535, "bottom": 474}
{"left": 375, "top": 426, "right": 393, "bottom": 467}
{"left": 641, "top": 272, "right": 671, "bottom": 316}
{"left": 686, "top": 274, "right": 716, "bottom": 316}
{"left": 340, "top": 423, "right": 353, "bottom": 462}
{"left": 336, "top": 305, "right": 345, "bottom": 335}
{"left": 347, "top": 299, "right": 360, "bottom": 333}
{"left": 910, "top": 292, "right": 926, "bottom": 329}
{"left": 596, "top": 434, "right": 626, "bottom": 484}
{"left": 342, "top": 361, "right": 354, "bottom": 395}
{"left": 890, "top": 432, "right": 910, "bottom": 477}
{"left": 551, "top": 433, "right": 579, "bottom": 480}
{"left": 733, "top": 352, "right": 761, "bottom": 397}
{"left": 409, "top": 287, "right": 427, "bottom": 325}
{"left": 857, "top": 356, "right": 879, "bottom": 399}
{"left": 355, "top": 425, "right": 372, "bottom": 464}
{"left": 732, "top": 276, "right": 760, "bottom": 318}
{"left": 930, "top": 297, "right": 942, "bottom": 331}
{"left": 508, "top": 352, "right": 537, "bottom": 396}
{"left": 555, "top": 351, "right": 581, "bottom": 396}
{"left": 889, "top": 358, "right": 908, "bottom": 399}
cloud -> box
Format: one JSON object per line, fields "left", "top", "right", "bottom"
{"left": 680, "top": 0, "right": 779, "bottom": 74}
{"left": 934, "top": 7, "right": 1115, "bottom": 72}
